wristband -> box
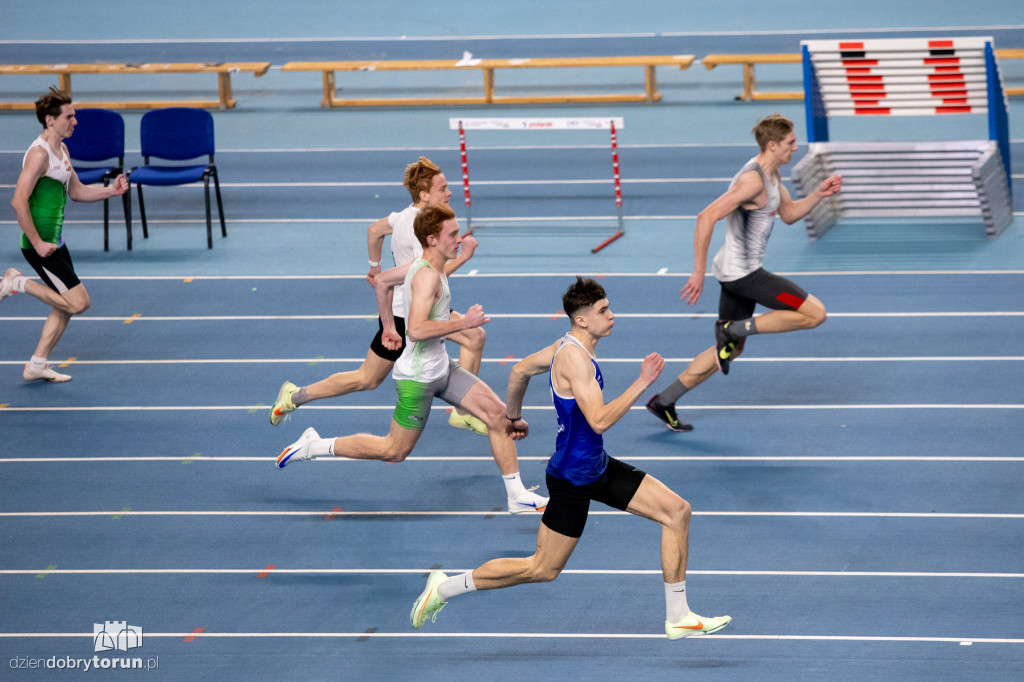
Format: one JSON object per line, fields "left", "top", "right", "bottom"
{"left": 505, "top": 415, "right": 521, "bottom": 421}
{"left": 368, "top": 260, "right": 381, "bottom": 267}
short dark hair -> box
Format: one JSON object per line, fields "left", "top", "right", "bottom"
{"left": 413, "top": 204, "right": 456, "bottom": 248}
{"left": 562, "top": 276, "right": 607, "bottom": 319}
{"left": 35, "top": 87, "right": 72, "bottom": 128}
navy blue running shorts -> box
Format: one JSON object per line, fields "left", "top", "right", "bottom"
{"left": 542, "top": 457, "right": 647, "bottom": 538}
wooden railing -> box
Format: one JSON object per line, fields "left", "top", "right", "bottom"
{"left": 0, "top": 62, "right": 271, "bottom": 110}
{"left": 281, "top": 55, "right": 695, "bottom": 107}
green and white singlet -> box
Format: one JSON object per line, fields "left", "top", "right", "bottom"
{"left": 392, "top": 259, "right": 452, "bottom": 383}
{"left": 21, "top": 137, "right": 72, "bottom": 250}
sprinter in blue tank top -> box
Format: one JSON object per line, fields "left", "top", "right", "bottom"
{"left": 646, "top": 114, "right": 842, "bottom": 432}
{"left": 411, "top": 277, "right": 732, "bottom": 639}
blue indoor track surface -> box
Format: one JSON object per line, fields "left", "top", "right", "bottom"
{"left": 2, "top": 3, "right": 1023, "bottom": 680}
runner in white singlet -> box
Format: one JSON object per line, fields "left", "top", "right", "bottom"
{"left": 274, "top": 205, "right": 548, "bottom": 515}
{"left": 268, "top": 157, "right": 488, "bottom": 435}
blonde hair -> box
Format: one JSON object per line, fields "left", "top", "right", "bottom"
{"left": 403, "top": 157, "right": 442, "bottom": 203}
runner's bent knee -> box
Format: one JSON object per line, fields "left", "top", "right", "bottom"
{"left": 799, "top": 296, "right": 827, "bottom": 327}
{"left": 529, "top": 563, "right": 562, "bottom": 583}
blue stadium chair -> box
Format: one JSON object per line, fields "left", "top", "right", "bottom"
{"left": 64, "top": 108, "right": 132, "bottom": 252}
{"left": 130, "top": 108, "right": 226, "bottom": 249}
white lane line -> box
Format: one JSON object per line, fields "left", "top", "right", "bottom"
{"left": 2, "top": 25, "right": 1022, "bottom": 43}
{"left": 7, "top": 214, "right": 1024, "bottom": 225}
{"left": 5, "top": 173, "right": 1023, "bottom": 188}
{"left": 2, "top": 312, "right": 1022, "bottom": 321}
{"left": 1, "top": 510, "right": 1020, "bottom": 518}
{"left": 0, "top": 178, "right": 735, "bottom": 190}
{"left": 0, "top": 356, "right": 1020, "bottom": 366}
{"left": 0, "top": 632, "right": 1020, "bottom": 643}
{"left": 5, "top": 139, "right": 1019, "bottom": 153}
{"left": 56, "top": 270, "right": 1024, "bottom": 278}
{"left": 1, "top": 568, "right": 1019, "bottom": 578}
{"left": 0, "top": 404, "right": 1022, "bottom": 415}
{"left": 0, "top": 142, "right": 779, "bottom": 154}
{"left": 2, "top": 404, "right": 1022, "bottom": 412}
{"left": 3, "top": 456, "right": 1022, "bottom": 463}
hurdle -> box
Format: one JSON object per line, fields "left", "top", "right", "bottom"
{"left": 450, "top": 117, "right": 626, "bottom": 253}
{"left": 793, "top": 37, "right": 1014, "bottom": 239}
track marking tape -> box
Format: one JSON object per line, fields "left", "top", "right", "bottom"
{"left": 183, "top": 627, "right": 205, "bottom": 642}
{"left": 35, "top": 564, "right": 57, "bottom": 578}
{"left": 499, "top": 355, "right": 515, "bottom": 365}
{"left": 356, "top": 627, "right": 378, "bottom": 642}
{"left": 307, "top": 355, "right": 324, "bottom": 366}
{"left": 112, "top": 507, "right": 131, "bottom": 520}
{"left": 183, "top": 278, "right": 193, "bottom": 283}
{"left": 248, "top": 403, "right": 265, "bottom": 414}
{"left": 59, "top": 357, "right": 76, "bottom": 368}
{"left": 123, "top": 314, "right": 142, "bottom": 324}
{"left": 422, "top": 564, "right": 443, "bottom": 578}
{"left": 483, "top": 506, "right": 503, "bottom": 520}
{"left": 182, "top": 452, "right": 201, "bottom": 465}
{"left": 257, "top": 564, "right": 277, "bottom": 578}
{"left": 322, "top": 507, "right": 344, "bottom": 521}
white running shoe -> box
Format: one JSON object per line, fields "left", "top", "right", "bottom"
{"left": 276, "top": 427, "right": 321, "bottom": 469}
{"left": 23, "top": 362, "right": 71, "bottom": 383}
{"left": 665, "top": 611, "right": 732, "bottom": 639}
{"left": 507, "top": 486, "right": 548, "bottom": 514}
{"left": 1, "top": 267, "right": 22, "bottom": 302}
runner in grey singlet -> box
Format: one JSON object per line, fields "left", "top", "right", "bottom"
{"left": 711, "top": 159, "right": 781, "bottom": 283}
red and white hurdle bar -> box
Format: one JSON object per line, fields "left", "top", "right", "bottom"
{"left": 804, "top": 37, "right": 993, "bottom": 116}
{"left": 450, "top": 117, "right": 626, "bottom": 253}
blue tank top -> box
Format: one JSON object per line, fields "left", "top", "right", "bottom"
{"left": 546, "top": 334, "right": 609, "bottom": 485}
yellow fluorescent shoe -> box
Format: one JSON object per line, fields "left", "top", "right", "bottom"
{"left": 448, "top": 409, "right": 488, "bottom": 435}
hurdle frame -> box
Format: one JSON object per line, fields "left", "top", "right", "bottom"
{"left": 450, "top": 117, "right": 627, "bottom": 253}
{"left": 797, "top": 36, "right": 1014, "bottom": 239}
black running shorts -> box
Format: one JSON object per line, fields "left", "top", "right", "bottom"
{"left": 21, "top": 244, "right": 81, "bottom": 294}
{"left": 718, "top": 267, "right": 809, "bottom": 321}
{"left": 369, "top": 315, "right": 407, "bottom": 362}
{"left": 542, "top": 457, "right": 647, "bottom": 539}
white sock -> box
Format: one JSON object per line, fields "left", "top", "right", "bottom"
{"left": 28, "top": 355, "right": 47, "bottom": 369}
{"left": 13, "top": 275, "right": 28, "bottom": 293}
{"left": 438, "top": 572, "right": 476, "bottom": 601}
{"left": 309, "top": 438, "right": 334, "bottom": 458}
{"left": 502, "top": 472, "right": 526, "bottom": 498}
{"left": 665, "top": 580, "right": 690, "bottom": 622}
